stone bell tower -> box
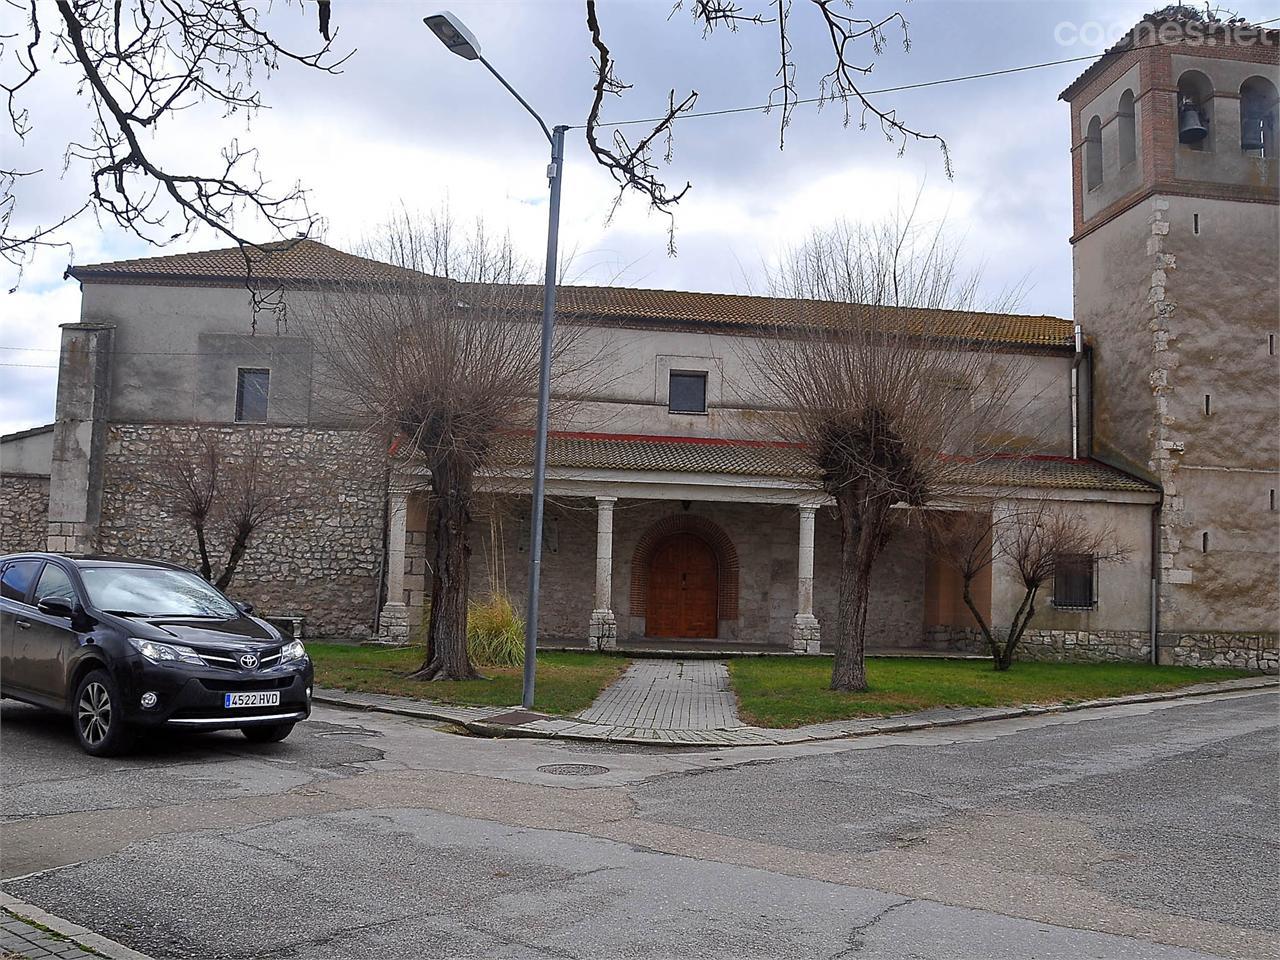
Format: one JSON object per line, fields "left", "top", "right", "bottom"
{"left": 1059, "top": 9, "right": 1279, "bottom": 661}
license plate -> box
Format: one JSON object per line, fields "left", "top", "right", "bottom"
{"left": 225, "top": 691, "right": 281, "bottom": 709}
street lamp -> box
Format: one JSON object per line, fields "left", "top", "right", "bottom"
{"left": 425, "top": 11, "right": 566, "bottom": 711}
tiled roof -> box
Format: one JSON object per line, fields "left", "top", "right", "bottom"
{"left": 67, "top": 240, "right": 1074, "bottom": 349}
{"left": 517, "top": 432, "right": 1157, "bottom": 493}
{"left": 67, "top": 238, "right": 427, "bottom": 285}
{"left": 1059, "top": 12, "right": 1279, "bottom": 101}
{"left": 497, "top": 284, "right": 1073, "bottom": 348}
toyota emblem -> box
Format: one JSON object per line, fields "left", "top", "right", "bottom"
{"left": 239, "top": 653, "right": 259, "bottom": 669}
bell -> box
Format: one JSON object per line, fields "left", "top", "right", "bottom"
{"left": 1241, "top": 115, "right": 1266, "bottom": 152}
{"left": 1179, "top": 101, "right": 1208, "bottom": 144}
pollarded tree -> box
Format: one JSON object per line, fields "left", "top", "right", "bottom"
{"left": 747, "top": 209, "right": 1030, "bottom": 691}
{"left": 300, "top": 216, "right": 581, "bottom": 681}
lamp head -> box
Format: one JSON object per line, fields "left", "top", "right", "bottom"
{"left": 424, "top": 11, "right": 481, "bottom": 61}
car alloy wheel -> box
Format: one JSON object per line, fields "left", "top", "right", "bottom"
{"left": 78, "top": 681, "right": 112, "bottom": 746}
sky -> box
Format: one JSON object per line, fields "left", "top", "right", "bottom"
{"left": 2, "top": 0, "right": 1274, "bottom": 437}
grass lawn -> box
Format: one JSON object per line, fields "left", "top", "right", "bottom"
{"left": 307, "top": 643, "right": 628, "bottom": 716}
{"left": 729, "top": 656, "right": 1257, "bottom": 728}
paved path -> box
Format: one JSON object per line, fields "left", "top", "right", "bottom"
{"left": 575, "top": 660, "right": 739, "bottom": 730}
{"left": 314, "top": 675, "right": 1278, "bottom": 747}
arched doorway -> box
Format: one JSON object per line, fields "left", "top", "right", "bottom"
{"left": 646, "top": 532, "right": 718, "bottom": 638}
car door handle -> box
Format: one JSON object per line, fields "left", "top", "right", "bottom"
{"left": 15, "top": 619, "right": 31, "bottom": 630}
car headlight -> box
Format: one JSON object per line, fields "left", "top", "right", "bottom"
{"left": 130, "top": 638, "right": 203, "bottom": 665}
{"left": 279, "top": 639, "right": 306, "bottom": 664}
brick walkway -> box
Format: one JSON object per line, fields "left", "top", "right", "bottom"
{"left": 0, "top": 896, "right": 151, "bottom": 960}
{"left": 576, "top": 660, "right": 740, "bottom": 730}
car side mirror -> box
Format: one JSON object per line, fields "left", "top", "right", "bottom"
{"left": 37, "top": 597, "right": 75, "bottom": 618}
{"left": 234, "top": 600, "right": 255, "bottom": 615}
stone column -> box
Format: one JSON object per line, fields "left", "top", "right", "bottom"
{"left": 588, "top": 496, "right": 618, "bottom": 650}
{"left": 379, "top": 488, "right": 410, "bottom": 642}
{"left": 47, "top": 322, "right": 115, "bottom": 554}
{"left": 791, "top": 504, "right": 822, "bottom": 653}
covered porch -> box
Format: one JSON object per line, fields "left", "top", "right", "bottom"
{"left": 377, "top": 434, "right": 1020, "bottom": 654}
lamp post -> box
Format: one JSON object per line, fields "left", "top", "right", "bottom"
{"left": 425, "top": 11, "right": 564, "bottom": 711}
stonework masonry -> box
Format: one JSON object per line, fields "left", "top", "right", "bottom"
{"left": 0, "top": 474, "right": 50, "bottom": 554}
{"left": 98, "top": 423, "right": 387, "bottom": 638}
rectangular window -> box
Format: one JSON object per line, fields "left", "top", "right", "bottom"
{"left": 668, "top": 371, "right": 707, "bottom": 414}
{"left": 235, "top": 368, "right": 270, "bottom": 423}
{"left": 1053, "top": 553, "right": 1095, "bottom": 609}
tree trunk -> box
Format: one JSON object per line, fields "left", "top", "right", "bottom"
{"left": 961, "top": 580, "right": 1001, "bottom": 663}
{"left": 410, "top": 462, "right": 479, "bottom": 681}
{"left": 215, "top": 525, "right": 252, "bottom": 591}
{"left": 194, "top": 523, "right": 213, "bottom": 582}
{"left": 996, "top": 587, "right": 1038, "bottom": 671}
{"left": 830, "top": 486, "right": 889, "bottom": 692}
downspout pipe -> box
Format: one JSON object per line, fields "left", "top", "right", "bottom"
{"left": 1070, "top": 323, "right": 1084, "bottom": 460}
{"left": 1150, "top": 498, "right": 1163, "bottom": 666}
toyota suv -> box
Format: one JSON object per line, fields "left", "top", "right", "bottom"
{"left": 0, "top": 553, "right": 313, "bottom": 755}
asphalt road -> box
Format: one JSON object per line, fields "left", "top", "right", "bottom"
{"left": 0, "top": 687, "right": 1275, "bottom": 960}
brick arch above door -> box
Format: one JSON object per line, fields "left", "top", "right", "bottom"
{"left": 629, "top": 514, "right": 739, "bottom": 620}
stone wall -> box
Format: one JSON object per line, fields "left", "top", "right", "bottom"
{"left": 1016, "top": 629, "right": 1152, "bottom": 664}
{"left": 100, "top": 423, "right": 387, "bottom": 638}
{"left": 1159, "top": 632, "right": 1278, "bottom": 673}
{"left": 962, "top": 626, "right": 1277, "bottom": 674}
{"left": 0, "top": 474, "right": 49, "bottom": 553}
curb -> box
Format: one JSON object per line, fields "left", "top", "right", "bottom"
{"left": 0, "top": 893, "right": 154, "bottom": 960}
{"left": 313, "top": 675, "right": 1277, "bottom": 748}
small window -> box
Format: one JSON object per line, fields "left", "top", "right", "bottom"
{"left": 669, "top": 371, "right": 708, "bottom": 414}
{"left": 1118, "top": 89, "right": 1136, "bottom": 167}
{"left": 1085, "top": 115, "right": 1103, "bottom": 190}
{"left": 1193, "top": 213, "right": 1200, "bottom": 235}
{"left": 33, "top": 563, "right": 76, "bottom": 607}
{"left": 1053, "top": 553, "right": 1095, "bottom": 609}
{"left": 0, "top": 560, "right": 41, "bottom": 603}
{"left": 1202, "top": 531, "right": 1210, "bottom": 553}
{"left": 235, "top": 368, "right": 270, "bottom": 423}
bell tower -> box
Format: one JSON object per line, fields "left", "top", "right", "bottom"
{"left": 1060, "top": 9, "right": 1279, "bottom": 653}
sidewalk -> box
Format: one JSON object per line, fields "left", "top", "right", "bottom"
{"left": 0, "top": 894, "right": 151, "bottom": 960}
{"left": 314, "top": 669, "right": 1277, "bottom": 748}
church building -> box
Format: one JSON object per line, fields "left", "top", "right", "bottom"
{"left": 2, "top": 11, "right": 1275, "bottom": 672}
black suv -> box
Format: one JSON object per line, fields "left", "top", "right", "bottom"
{"left": 0, "top": 553, "right": 313, "bottom": 755}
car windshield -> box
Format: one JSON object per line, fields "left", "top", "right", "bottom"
{"left": 79, "top": 567, "right": 239, "bottom": 618}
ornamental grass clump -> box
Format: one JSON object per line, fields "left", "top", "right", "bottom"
{"left": 467, "top": 593, "right": 525, "bottom": 668}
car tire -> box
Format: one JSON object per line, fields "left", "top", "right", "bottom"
{"left": 242, "top": 722, "right": 295, "bottom": 743}
{"left": 73, "top": 669, "right": 133, "bottom": 757}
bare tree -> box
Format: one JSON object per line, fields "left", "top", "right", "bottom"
{"left": 746, "top": 210, "right": 1029, "bottom": 691}
{"left": 584, "top": 0, "right": 949, "bottom": 250}
{"left": 6, "top": 2, "right": 944, "bottom": 282}
{"left": 993, "top": 505, "right": 1130, "bottom": 671}
{"left": 130, "top": 429, "right": 221, "bottom": 581}
{"left": 212, "top": 430, "right": 312, "bottom": 590}
{"left": 2, "top": 0, "right": 347, "bottom": 288}
{"left": 299, "top": 216, "right": 583, "bottom": 682}
{"left": 929, "top": 504, "right": 1131, "bottom": 670}
{"left": 129, "top": 426, "right": 315, "bottom": 591}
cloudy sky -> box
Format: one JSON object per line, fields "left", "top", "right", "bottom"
{"left": 2, "top": 0, "right": 1273, "bottom": 436}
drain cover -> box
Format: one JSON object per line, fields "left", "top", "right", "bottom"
{"left": 537, "top": 763, "right": 610, "bottom": 776}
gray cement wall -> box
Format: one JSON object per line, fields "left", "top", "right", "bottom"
{"left": 77, "top": 282, "right": 1076, "bottom": 455}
